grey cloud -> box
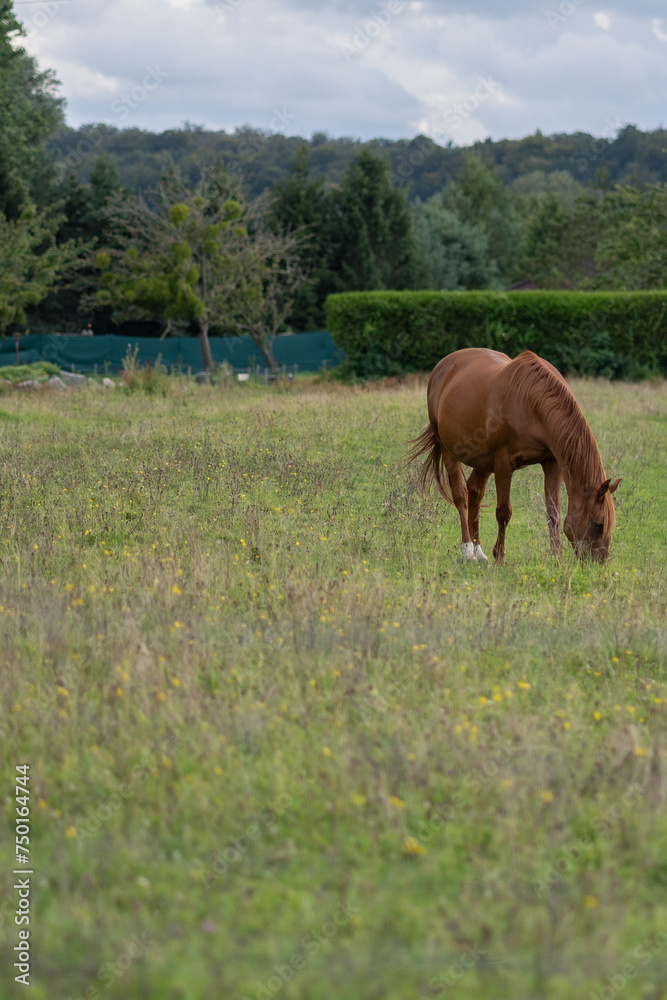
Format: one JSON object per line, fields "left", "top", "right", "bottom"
{"left": 262, "top": 0, "right": 667, "bottom": 17}
{"left": 17, "top": 0, "right": 667, "bottom": 142}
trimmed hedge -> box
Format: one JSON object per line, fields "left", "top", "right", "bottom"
{"left": 325, "top": 290, "right": 667, "bottom": 379}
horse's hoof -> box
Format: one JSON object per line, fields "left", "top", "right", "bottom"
{"left": 461, "top": 542, "right": 475, "bottom": 560}
{"left": 474, "top": 544, "right": 488, "bottom": 564}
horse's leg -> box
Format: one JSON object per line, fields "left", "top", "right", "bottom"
{"left": 542, "top": 460, "right": 562, "bottom": 559}
{"left": 492, "top": 453, "right": 513, "bottom": 564}
{"left": 443, "top": 454, "right": 475, "bottom": 559}
{"left": 467, "top": 469, "right": 490, "bottom": 563}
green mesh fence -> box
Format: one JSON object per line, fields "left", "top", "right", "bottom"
{"left": 0, "top": 331, "right": 343, "bottom": 374}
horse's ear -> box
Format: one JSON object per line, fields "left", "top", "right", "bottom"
{"left": 596, "top": 478, "right": 622, "bottom": 501}
{"left": 596, "top": 479, "right": 611, "bottom": 501}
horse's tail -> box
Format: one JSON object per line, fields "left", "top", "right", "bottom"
{"left": 405, "top": 424, "right": 453, "bottom": 505}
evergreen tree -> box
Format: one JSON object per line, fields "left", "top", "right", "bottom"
{"left": 267, "top": 143, "right": 333, "bottom": 330}
{"left": 0, "top": 206, "right": 84, "bottom": 330}
{"left": 327, "top": 148, "right": 417, "bottom": 292}
{"left": 56, "top": 156, "right": 123, "bottom": 244}
{"left": 411, "top": 193, "right": 495, "bottom": 290}
{"left": 27, "top": 157, "right": 126, "bottom": 332}
{"left": 516, "top": 188, "right": 606, "bottom": 289}
{"left": 442, "top": 153, "right": 521, "bottom": 285}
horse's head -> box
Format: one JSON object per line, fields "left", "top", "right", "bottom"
{"left": 564, "top": 478, "right": 621, "bottom": 562}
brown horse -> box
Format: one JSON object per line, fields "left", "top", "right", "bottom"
{"left": 408, "top": 348, "right": 621, "bottom": 563}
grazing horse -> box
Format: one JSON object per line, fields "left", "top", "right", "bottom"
{"left": 408, "top": 348, "right": 621, "bottom": 563}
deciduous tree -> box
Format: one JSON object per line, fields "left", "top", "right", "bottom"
{"left": 592, "top": 184, "right": 667, "bottom": 289}
{"left": 227, "top": 241, "right": 307, "bottom": 370}
{"left": 95, "top": 165, "right": 304, "bottom": 370}
{"left": 0, "top": 0, "right": 64, "bottom": 219}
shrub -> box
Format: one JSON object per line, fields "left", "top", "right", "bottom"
{"left": 325, "top": 290, "right": 667, "bottom": 379}
{"left": 0, "top": 361, "right": 60, "bottom": 384}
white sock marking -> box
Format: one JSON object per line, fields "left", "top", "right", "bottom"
{"left": 474, "top": 544, "right": 488, "bottom": 563}
{"left": 461, "top": 542, "right": 475, "bottom": 560}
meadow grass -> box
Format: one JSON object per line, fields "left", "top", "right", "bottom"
{"left": 0, "top": 374, "right": 666, "bottom": 1000}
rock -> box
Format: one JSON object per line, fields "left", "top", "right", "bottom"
{"left": 195, "top": 371, "right": 210, "bottom": 384}
{"left": 17, "top": 380, "right": 40, "bottom": 391}
{"left": 102, "top": 377, "right": 115, "bottom": 389}
{"left": 59, "top": 370, "right": 87, "bottom": 387}
{"left": 46, "top": 375, "right": 67, "bottom": 389}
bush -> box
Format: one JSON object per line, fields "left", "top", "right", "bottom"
{"left": 0, "top": 361, "right": 60, "bottom": 383}
{"left": 325, "top": 290, "right": 667, "bottom": 379}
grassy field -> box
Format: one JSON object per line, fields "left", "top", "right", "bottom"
{"left": 0, "top": 374, "right": 666, "bottom": 1000}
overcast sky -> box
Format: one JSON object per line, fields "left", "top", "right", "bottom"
{"left": 14, "top": 0, "right": 667, "bottom": 143}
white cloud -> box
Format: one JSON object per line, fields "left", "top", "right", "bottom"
{"left": 15, "top": 0, "right": 667, "bottom": 140}
{"left": 53, "top": 62, "right": 119, "bottom": 99}
{"left": 593, "top": 11, "right": 612, "bottom": 31}
{"left": 652, "top": 17, "right": 667, "bottom": 42}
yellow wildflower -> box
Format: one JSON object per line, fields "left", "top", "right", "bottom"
{"left": 402, "top": 837, "right": 426, "bottom": 856}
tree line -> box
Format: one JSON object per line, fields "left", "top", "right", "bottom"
{"left": 52, "top": 121, "right": 667, "bottom": 204}
{"left": 3, "top": 0, "right": 667, "bottom": 370}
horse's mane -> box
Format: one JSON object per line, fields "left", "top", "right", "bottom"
{"left": 503, "top": 352, "right": 605, "bottom": 490}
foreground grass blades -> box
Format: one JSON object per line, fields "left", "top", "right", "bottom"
{"left": 0, "top": 376, "right": 666, "bottom": 1000}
